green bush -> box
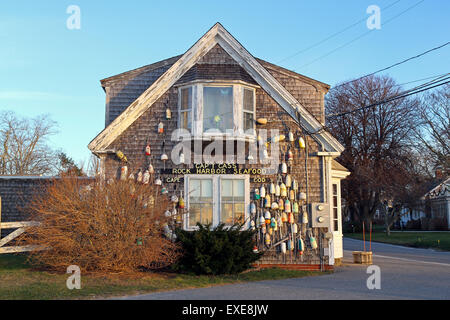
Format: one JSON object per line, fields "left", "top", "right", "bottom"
{"left": 173, "top": 223, "right": 262, "bottom": 275}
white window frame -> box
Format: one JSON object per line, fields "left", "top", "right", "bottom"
{"left": 184, "top": 174, "right": 250, "bottom": 231}
{"left": 177, "top": 85, "right": 194, "bottom": 138}
{"left": 242, "top": 86, "right": 256, "bottom": 136}
{"left": 176, "top": 81, "right": 257, "bottom": 141}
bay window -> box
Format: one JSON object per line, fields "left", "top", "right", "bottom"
{"left": 178, "top": 82, "right": 256, "bottom": 138}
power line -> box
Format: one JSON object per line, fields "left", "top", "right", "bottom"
{"left": 330, "top": 41, "right": 450, "bottom": 91}
{"left": 276, "top": 0, "right": 402, "bottom": 64}
{"left": 326, "top": 75, "right": 450, "bottom": 118}
{"left": 292, "top": 0, "right": 426, "bottom": 72}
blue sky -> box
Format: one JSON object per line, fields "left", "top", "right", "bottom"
{"left": 1, "top": 0, "right": 449, "bottom": 166}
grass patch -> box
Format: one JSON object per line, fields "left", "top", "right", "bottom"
{"left": 0, "top": 254, "right": 326, "bottom": 300}
{"left": 345, "top": 231, "right": 450, "bottom": 251}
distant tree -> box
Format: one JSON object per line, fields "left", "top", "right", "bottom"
{"left": 325, "top": 75, "right": 421, "bottom": 227}
{"left": 0, "top": 111, "right": 58, "bottom": 176}
{"left": 57, "top": 152, "right": 84, "bottom": 176}
{"left": 414, "top": 83, "right": 450, "bottom": 176}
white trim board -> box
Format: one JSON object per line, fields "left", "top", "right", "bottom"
{"left": 88, "top": 23, "right": 344, "bottom": 154}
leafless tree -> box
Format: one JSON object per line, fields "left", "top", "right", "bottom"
{"left": 414, "top": 83, "right": 450, "bottom": 176}
{"left": 0, "top": 111, "right": 59, "bottom": 176}
{"left": 325, "top": 75, "right": 421, "bottom": 226}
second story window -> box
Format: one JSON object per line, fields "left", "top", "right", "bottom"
{"left": 203, "top": 86, "right": 233, "bottom": 132}
{"left": 243, "top": 87, "right": 255, "bottom": 132}
{"left": 178, "top": 82, "right": 256, "bottom": 139}
{"left": 180, "top": 87, "right": 192, "bottom": 132}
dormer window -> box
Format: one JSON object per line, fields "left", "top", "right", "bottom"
{"left": 177, "top": 82, "right": 256, "bottom": 139}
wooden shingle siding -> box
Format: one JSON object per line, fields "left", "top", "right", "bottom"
{"left": 105, "top": 64, "right": 176, "bottom": 126}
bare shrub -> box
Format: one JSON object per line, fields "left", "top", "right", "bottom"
{"left": 18, "top": 177, "right": 180, "bottom": 273}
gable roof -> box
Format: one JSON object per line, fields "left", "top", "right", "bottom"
{"left": 88, "top": 23, "right": 345, "bottom": 154}
{"left": 423, "top": 177, "right": 450, "bottom": 200}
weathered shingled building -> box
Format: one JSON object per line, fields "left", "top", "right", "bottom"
{"left": 88, "top": 23, "right": 350, "bottom": 267}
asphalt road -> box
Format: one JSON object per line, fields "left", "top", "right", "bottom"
{"left": 117, "top": 238, "right": 450, "bottom": 300}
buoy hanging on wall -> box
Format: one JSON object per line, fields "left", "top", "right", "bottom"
{"left": 289, "top": 189, "right": 295, "bottom": 201}
{"left": 120, "top": 165, "right": 128, "bottom": 180}
{"left": 302, "top": 211, "right": 309, "bottom": 224}
{"left": 271, "top": 201, "right": 279, "bottom": 210}
{"left": 148, "top": 163, "right": 155, "bottom": 174}
{"left": 281, "top": 242, "right": 287, "bottom": 254}
{"left": 281, "top": 162, "right": 288, "bottom": 174}
{"left": 158, "top": 122, "right": 164, "bottom": 134}
{"left": 275, "top": 184, "right": 281, "bottom": 197}
{"left": 178, "top": 192, "right": 185, "bottom": 209}
{"left": 161, "top": 153, "right": 168, "bottom": 161}
{"left": 299, "top": 192, "right": 307, "bottom": 201}
{"left": 145, "top": 144, "right": 151, "bottom": 156}
{"left": 289, "top": 131, "right": 295, "bottom": 142}
{"left": 287, "top": 149, "right": 294, "bottom": 161}
{"left": 280, "top": 183, "right": 287, "bottom": 198}
{"left": 259, "top": 215, "right": 265, "bottom": 226}
{"left": 285, "top": 199, "right": 291, "bottom": 213}
{"left": 254, "top": 189, "right": 260, "bottom": 200}
{"left": 298, "top": 238, "right": 304, "bottom": 255}
{"left": 166, "top": 108, "right": 172, "bottom": 120}
{"left": 285, "top": 175, "right": 292, "bottom": 188}
{"left": 298, "top": 137, "right": 306, "bottom": 149}
{"left": 278, "top": 198, "right": 284, "bottom": 211}
{"left": 260, "top": 185, "right": 266, "bottom": 198}
{"left": 143, "top": 170, "right": 150, "bottom": 185}
{"left": 310, "top": 235, "right": 318, "bottom": 250}
{"left": 265, "top": 233, "right": 271, "bottom": 245}
{"left": 269, "top": 183, "right": 275, "bottom": 194}
{"left": 264, "top": 211, "right": 271, "bottom": 224}
{"left": 292, "top": 180, "right": 299, "bottom": 191}
{"left": 264, "top": 194, "right": 271, "bottom": 208}
{"left": 137, "top": 170, "right": 143, "bottom": 183}
{"left": 155, "top": 177, "right": 162, "bottom": 186}
{"left": 293, "top": 202, "right": 299, "bottom": 213}
{"left": 256, "top": 118, "right": 268, "bottom": 125}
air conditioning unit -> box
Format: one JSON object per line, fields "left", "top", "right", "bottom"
{"left": 308, "top": 203, "right": 330, "bottom": 228}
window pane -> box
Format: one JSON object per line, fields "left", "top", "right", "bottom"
{"left": 181, "top": 111, "right": 191, "bottom": 130}
{"left": 181, "top": 87, "right": 192, "bottom": 110}
{"left": 333, "top": 184, "right": 338, "bottom": 196}
{"left": 189, "top": 203, "right": 201, "bottom": 227}
{"left": 334, "top": 220, "right": 339, "bottom": 232}
{"left": 201, "top": 179, "right": 213, "bottom": 201}
{"left": 203, "top": 86, "right": 233, "bottom": 132}
{"left": 243, "top": 88, "right": 254, "bottom": 112}
{"left": 189, "top": 179, "right": 201, "bottom": 201}
{"left": 334, "top": 207, "right": 338, "bottom": 220}
{"left": 233, "top": 180, "right": 244, "bottom": 201}
{"left": 234, "top": 203, "right": 245, "bottom": 224}
{"left": 221, "top": 180, "right": 233, "bottom": 201}
{"left": 333, "top": 195, "right": 338, "bottom": 207}
{"left": 221, "top": 203, "right": 234, "bottom": 225}
{"left": 243, "top": 112, "right": 254, "bottom": 132}
{"left": 201, "top": 204, "right": 213, "bottom": 225}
